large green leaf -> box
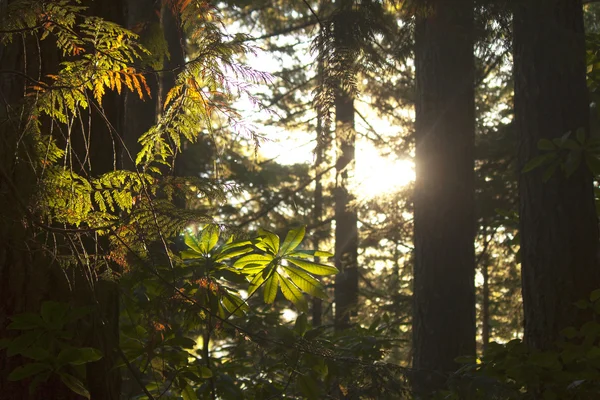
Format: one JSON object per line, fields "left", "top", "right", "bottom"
{"left": 7, "top": 363, "right": 51, "bottom": 381}
{"left": 57, "top": 347, "right": 103, "bottom": 366}
{"left": 59, "top": 372, "right": 90, "bottom": 399}
{"left": 248, "top": 269, "right": 268, "bottom": 297}
{"left": 263, "top": 272, "right": 279, "bottom": 304}
{"left": 7, "top": 313, "right": 45, "bottom": 330}
{"left": 278, "top": 273, "right": 307, "bottom": 312}
{"left": 222, "top": 292, "right": 248, "bottom": 317}
{"left": 215, "top": 243, "right": 254, "bottom": 262}
{"left": 286, "top": 257, "right": 339, "bottom": 276}
{"left": 182, "top": 383, "right": 199, "bottom": 400}
{"left": 234, "top": 254, "right": 273, "bottom": 269}
{"left": 41, "top": 301, "right": 69, "bottom": 329}
{"left": 283, "top": 265, "right": 327, "bottom": 299}
{"left": 288, "top": 250, "right": 334, "bottom": 259}
{"left": 257, "top": 228, "right": 280, "bottom": 254}
{"left": 199, "top": 224, "right": 219, "bottom": 254}
{"left": 184, "top": 232, "right": 204, "bottom": 255}
{"left": 279, "top": 226, "right": 305, "bottom": 255}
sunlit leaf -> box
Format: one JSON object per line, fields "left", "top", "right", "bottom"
{"left": 222, "top": 292, "right": 248, "bottom": 316}
{"left": 248, "top": 269, "right": 267, "bottom": 297}
{"left": 215, "top": 243, "right": 254, "bottom": 262}
{"left": 257, "top": 228, "right": 280, "bottom": 254}
{"left": 184, "top": 233, "right": 203, "bottom": 254}
{"left": 278, "top": 273, "right": 307, "bottom": 312}
{"left": 182, "top": 384, "right": 199, "bottom": 400}
{"left": 234, "top": 254, "right": 273, "bottom": 269}
{"left": 288, "top": 250, "right": 334, "bottom": 259}
{"left": 199, "top": 224, "right": 219, "bottom": 254}
{"left": 279, "top": 226, "right": 305, "bottom": 255}
{"left": 283, "top": 265, "right": 327, "bottom": 299}
{"left": 263, "top": 272, "right": 279, "bottom": 304}
{"left": 286, "top": 257, "right": 338, "bottom": 276}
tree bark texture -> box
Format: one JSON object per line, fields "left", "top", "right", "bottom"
{"left": 513, "top": 0, "right": 600, "bottom": 350}
{"left": 0, "top": 4, "right": 79, "bottom": 398}
{"left": 412, "top": 0, "right": 476, "bottom": 395}
{"left": 333, "top": 0, "right": 359, "bottom": 331}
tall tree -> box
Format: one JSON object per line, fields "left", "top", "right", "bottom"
{"left": 332, "top": 0, "right": 359, "bottom": 330}
{"left": 412, "top": 0, "right": 476, "bottom": 394}
{"left": 513, "top": 0, "right": 600, "bottom": 350}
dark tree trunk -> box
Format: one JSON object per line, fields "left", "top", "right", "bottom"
{"left": 0, "top": 4, "right": 79, "bottom": 398}
{"left": 513, "top": 0, "right": 600, "bottom": 350}
{"left": 312, "top": 110, "right": 325, "bottom": 327}
{"left": 333, "top": 85, "right": 358, "bottom": 330}
{"left": 412, "top": 0, "right": 476, "bottom": 395}
{"left": 333, "top": 0, "right": 359, "bottom": 331}
{"left": 122, "top": 0, "right": 160, "bottom": 171}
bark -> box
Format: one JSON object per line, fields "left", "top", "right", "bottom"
{"left": 333, "top": 0, "right": 359, "bottom": 331}
{"left": 412, "top": 0, "right": 476, "bottom": 395}
{"left": 0, "top": 6, "right": 79, "bottom": 399}
{"left": 513, "top": 0, "right": 600, "bottom": 350}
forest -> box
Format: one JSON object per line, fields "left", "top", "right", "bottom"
{"left": 1, "top": 0, "right": 600, "bottom": 399}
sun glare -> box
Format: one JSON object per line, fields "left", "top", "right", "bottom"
{"left": 353, "top": 143, "right": 414, "bottom": 200}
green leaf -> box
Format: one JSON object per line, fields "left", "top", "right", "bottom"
{"left": 199, "top": 366, "right": 213, "bottom": 378}
{"left": 288, "top": 250, "right": 334, "bottom": 259}
{"left": 279, "top": 226, "right": 305, "bottom": 255}
{"left": 7, "top": 331, "right": 40, "bottom": 357}
{"left": 20, "top": 346, "right": 50, "bottom": 361}
{"left": 40, "top": 301, "right": 69, "bottom": 329}
{"left": 165, "top": 336, "right": 197, "bottom": 349}
{"left": 542, "top": 161, "right": 559, "bottom": 182}
{"left": 296, "top": 374, "right": 321, "bottom": 400}
{"left": 248, "top": 269, "right": 268, "bottom": 297}
{"left": 263, "top": 272, "right": 279, "bottom": 304}
{"left": 282, "top": 265, "right": 327, "bottom": 299}
{"left": 59, "top": 372, "right": 90, "bottom": 399}
{"left": 215, "top": 244, "right": 254, "bottom": 262}
{"left": 8, "top": 363, "right": 51, "bottom": 381}
{"left": 286, "top": 258, "right": 339, "bottom": 276}
{"left": 257, "top": 228, "right": 280, "bottom": 254}
{"left": 180, "top": 250, "right": 203, "bottom": 260}
{"left": 233, "top": 254, "right": 273, "bottom": 269}
{"left": 561, "top": 327, "right": 579, "bottom": 339}
{"left": 222, "top": 292, "right": 248, "bottom": 317}
{"left": 590, "top": 289, "right": 600, "bottom": 303}
{"left": 57, "top": 347, "right": 103, "bottom": 366}
{"left": 576, "top": 127, "right": 586, "bottom": 144}
{"left": 561, "top": 138, "right": 580, "bottom": 151}
{"left": 199, "top": 224, "right": 219, "bottom": 254}
{"left": 294, "top": 313, "right": 308, "bottom": 336}
{"left": 537, "top": 139, "right": 555, "bottom": 151}
{"left": 182, "top": 384, "right": 199, "bottom": 400}
{"left": 184, "top": 233, "right": 203, "bottom": 255}
{"left": 278, "top": 273, "right": 307, "bottom": 312}
{"left": 585, "top": 153, "right": 600, "bottom": 175}
{"left": 7, "top": 313, "right": 45, "bottom": 330}
{"left": 522, "top": 152, "right": 556, "bottom": 173}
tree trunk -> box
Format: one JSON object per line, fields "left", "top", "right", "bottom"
{"left": 412, "top": 0, "right": 476, "bottom": 395}
{"left": 333, "top": 0, "right": 359, "bottom": 331}
{"left": 513, "top": 0, "right": 600, "bottom": 351}
{"left": 0, "top": 4, "right": 79, "bottom": 398}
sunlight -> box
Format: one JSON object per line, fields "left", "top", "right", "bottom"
{"left": 353, "top": 143, "right": 414, "bottom": 200}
